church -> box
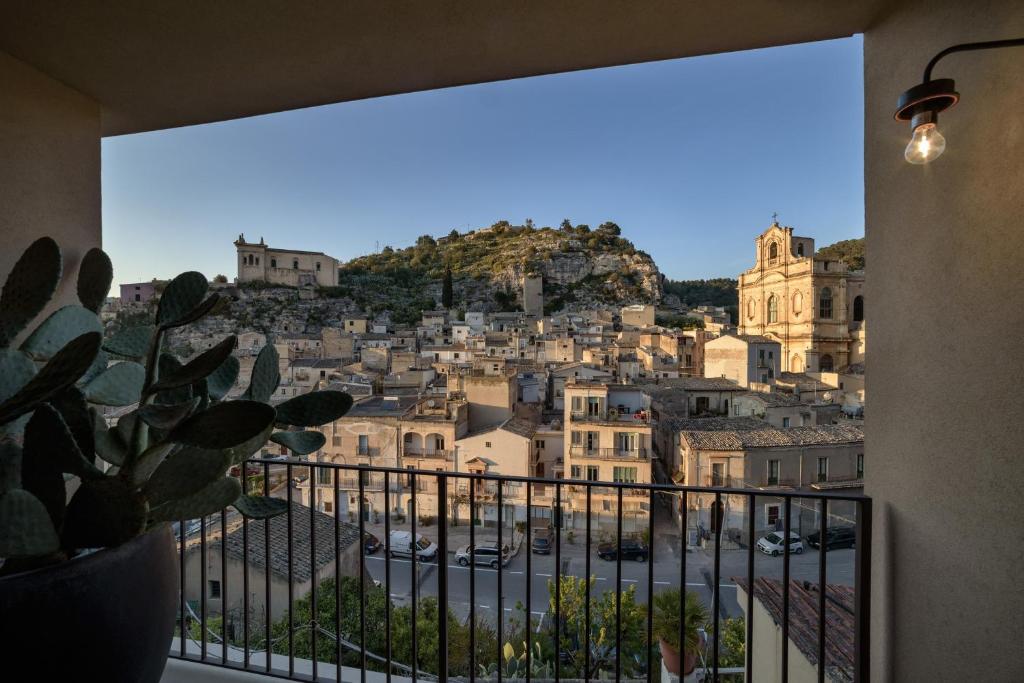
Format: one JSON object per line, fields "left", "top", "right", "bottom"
{"left": 737, "top": 222, "right": 865, "bottom": 373}
{"left": 234, "top": 234, "right": 339, "bottom": 287}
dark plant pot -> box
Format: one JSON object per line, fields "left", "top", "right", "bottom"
{"left": 0, "top": 524, "right": 178, "bottom": 682}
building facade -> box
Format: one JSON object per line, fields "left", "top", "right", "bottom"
{"left": 234, "top": 234, "right": 339, "bottom": 287}
{"left": 737, "top": 223, "right": 865, "bottom": 373}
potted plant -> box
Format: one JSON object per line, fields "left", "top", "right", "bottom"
{"left": 652, "top": 588, "right": 709, "bottom": 676}
{"left": 0, "top": 238, "right": 353, "bottom": 681}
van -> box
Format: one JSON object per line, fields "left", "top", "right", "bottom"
{"left": 388, "top": 530, "right": 438, "bottom": 561}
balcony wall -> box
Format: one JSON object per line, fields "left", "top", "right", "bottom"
{"left": 0, "top": 50, "right": 100, "bottom": 331}
{"left": 864, "top": 0, "right": 1024, "bottom": 679}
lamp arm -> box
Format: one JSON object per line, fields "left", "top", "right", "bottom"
{"left": 923, "top": 37, "right": 1024, "bottom": 82}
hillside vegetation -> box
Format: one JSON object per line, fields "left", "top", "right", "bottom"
{"left": 331, "top": 221, "right": 662, "bottom": 322}
{"left": 662, "top": 278, "right": 738, "bottom": 307}
{"left": 817, "top": 237, "right": 865, "bottom": 271}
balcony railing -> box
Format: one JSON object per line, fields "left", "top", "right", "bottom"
{"left": 171, "top": 459, "right": 871, "bottom": 683}
{"left": 569, "top": 445, "right": 649, "bottom": 461}
{"left": 569, "top": 410, "right": 651, "bottom": 425}
{"left": 401, "top": 447, "right": 454, "bottom": 460}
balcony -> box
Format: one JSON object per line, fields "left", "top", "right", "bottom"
{"left": 401, "top": 447, "right": 454, "bottom": 460}
{"left": 168, "top": 458, "right": 871, "bottom": 683}
{"left": 569, "top": 445, "right": 649, "bottom": 461}
{"left": 569, "top": 410, "right": 651, "bottom": 425}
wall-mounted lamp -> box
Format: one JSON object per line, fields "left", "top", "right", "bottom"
{"left": 895, "top": 38, "right": 1024, "bottom": 164}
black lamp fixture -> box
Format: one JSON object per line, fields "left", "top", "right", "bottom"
{"left": 895, "top": 38, "right": 1024, "bottom": 164}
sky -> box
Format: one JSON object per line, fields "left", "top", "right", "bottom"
{"left": 101, "top": 36, "right": 864, "bottom": 284}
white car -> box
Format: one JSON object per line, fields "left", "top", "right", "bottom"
{"left": 756, "top": 531, "right": 804, "bottom": 556}
{"left": 388, "top": 531, "right": 438, "bottom": 561}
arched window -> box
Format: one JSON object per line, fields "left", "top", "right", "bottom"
{"left": 796, "top": 243, "right": 804, "bottom": 257}
{"left": 820, "top": 354, "right": 834, "bottom": 372}
{"left": 271, "top": 258, "right": 277, "bottom": 268}
{"left": 255, "top": 257, "right": 259, "bottom": 266}
{"left": 819, "top": 287, "right": 833, "bottom": 319}
{"left": 768, "top": 242, "right": 779, "bottom": 264}
{"left": 767, "top": 295, "right": 778, "bottom": 323}
{"left": 853, "top": 295, "right": 864, "bottom": 322}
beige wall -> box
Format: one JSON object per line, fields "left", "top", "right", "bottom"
{"left": 865, "top": 1, "right": 1024, "bottom": 679}
{"left": 464, "top": 375, "right": 516, "bottom": 431}
{"left": 736, "top": 585, "right": 820, "bottom": 683}
{"left": 0, "top": 51, "right": 101, "bottom": 325}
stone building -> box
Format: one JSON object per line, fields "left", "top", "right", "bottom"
{"left": 234, "top": 233, "right": 339, "bottom": 287}
{"left": 523, "top": 274, "right": 543, "bottom": 317}
{"left": 737, "top": 223, "right": 865, "bottom": 373}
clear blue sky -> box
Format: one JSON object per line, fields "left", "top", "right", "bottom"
{"left": 102, "top": 36, "right": 863, "bottom": 284}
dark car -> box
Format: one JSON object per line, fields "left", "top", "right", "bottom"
{"left": 806, "top": 526, "right": 856, "bottom": 551}
{"left": 531, "top": 527, "right": 553, "bottom": 554}
{"left": 364, "top": 533, "right": 382, "bottom": 555}
{"left": 597, "top": 538, "right": 649, "bottom": 562}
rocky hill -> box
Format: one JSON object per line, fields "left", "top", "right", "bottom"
{"left": 817, "top": 237, "right": 865, "bottom": 271}
{"left": 329, "top": 221, "right": 662, "bottom": 323}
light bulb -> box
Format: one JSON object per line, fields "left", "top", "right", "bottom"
{"left": 904, "top": 122, "right": 946, "bottom": 164}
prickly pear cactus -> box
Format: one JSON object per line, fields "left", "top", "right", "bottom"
{"left": 0, "top": 238, "right": 353, "bottom": 572}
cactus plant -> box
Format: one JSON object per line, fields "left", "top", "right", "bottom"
{"left": 0, "top": 238, "right": 353, "bottom": 573}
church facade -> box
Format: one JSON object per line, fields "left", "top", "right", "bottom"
{"left": 737, "top": 223, "right": 864, "bottom": 374}
{"left": 234, "top": 234, "right": 339, "bottom": 287}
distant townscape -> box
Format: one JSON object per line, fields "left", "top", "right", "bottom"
{"left": 104, "top": 220, "right": 866, "bottom": 537}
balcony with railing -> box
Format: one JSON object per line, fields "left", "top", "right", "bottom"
{"left": 401, "top": 447, "right": 454, "bottom": 460}
{"left": 569, "top": 445, "right": 650, "bottom": 461}
{"left": 166, "top": 458, "right": 871, "bottom": 683}
{"left": 569, "top": 410, "right": 652, "bottom": 426}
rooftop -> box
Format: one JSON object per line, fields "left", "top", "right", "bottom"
{"left": 346, "top": 395, "right": 419, "bottom": 417}
{"left": 681, "top": 424, "right": 864, "bottom": 450}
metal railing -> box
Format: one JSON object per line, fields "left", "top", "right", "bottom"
{"left": 171, "top": 458, "right": 872, "bottom": 683}
{"left": 569, "top": 446, "right": 649, "bottom": 461}
{"left": 402, "top": 447, "right": 454, "bottom": 460}
{"left": 569, "top": 411, "right": 652, "bottom": 425}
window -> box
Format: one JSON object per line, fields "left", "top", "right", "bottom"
{"left": 823, "top": 261, "right": 830, "bottom": 271}
{"left": 767, "top": 295, "right": 778, "bottom": 323}
{"left": 316, "top": 261, "right": 321, "bottom": 271}
{"left": 585, "top": 431, "right": 599, "bottom": 452}
{"left": 485, "top": 441, "right": 492, "bottom": 448}
{"left": 586, "top": 466, "right": 600, "bottom": 481}
{"left": 711, "top": 462, "right": 725, "bottom": 487}
{"left": 695, "top": 396, "right": 710, "bottom": 413}
{"left": 271, "top": 258, "right": 277, "bottom": 268}
{"left": 535, "top": 439, "right": 545, "bottom": 449}
{"left": 571, "top": 430, "right": 582, "bottom": 445}
{"left": 324, "top": 501, "right": 333, "bottom": 513}
{"left": 571, "top": 396, "right": 583, "bottom": 412}
{"left": 766, "top": 504, "right": 780, "bottom": 526}
{"left": 571, "top": 465, "right": 581, "bottom": 479}
{"left": 782, "top": 417, "right": 790, "bottom": 427}
{"left": 768, "top": 242, "right": 779, "bottom": 264}
{"left": 602, "top": 499, "right": 611, "bottom": 512}
{"left": 208, "top": 580, "right": 221, "bottom": 599}
{"left": 857, "top": 453, "right": 864, "bottom": 478}
{"left": 255, "top": 257, "right": 259, "bottom": 265}
{"left": 617, "top": 432, "right": 637, "bottom": 452}
{"left": 819, "top": 287, "right": 833, "bottom": 319}
{"left": 767, "top": 459, "right": 780, "bottom": 485}
{"left": 134, "top": 294, "right": 140, "bottom": 302}
{"left": 358, "top": 435, "right": 369, "bottom": 455}
{"left": 817, "top": 457, "right": 829, "bottom": 482}
{"left": 797, "top": 242, "right": 804, "bottom": 256}
{"left": 613, "top": 467, "right": 637, "bottom": 483}
{"left": 853, "top": 295, "right": 864, "bottom": 322}
{"left": 759, "top": 349, "right": 765, "bottom": 364}
{"left": 820, "top": 354, "right": 834, "bottom": 372}
{"left": 293, "top": 259, "right": 299, "bottom": 269}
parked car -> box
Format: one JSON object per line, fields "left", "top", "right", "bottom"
{"left": 756, "top": 531, "right": 804, "bottom": 556}
{"left": 454, "top": 542, "right": 511, "bottom": 569}
{"left": 806, "top": 526, "right": 856, "bottom": 551}
{"left": 364, "top": 532, "right": 382, "bottom": 555}
{"left": 388, "top": 531, "right": 438, "bottom": 561}
{"left": 597, "top": 538, "right": 649, "bottom": 562}
{"left": 531, "top": 527, "right": 553, "bottom": 554}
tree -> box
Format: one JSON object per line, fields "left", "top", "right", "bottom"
{"left": 442, "top": 266, "right": 454, "bottom": 308}
{"left": 817, "top": 237, "right": 865, "bottom": 271}
{"left": 560, "top": 219, "right": 573, "bottom": 231}
{"left": 213, "top": 274, "right": 228, "bottom": 283}
{"left": 448, "top": 229, "right": 460, "bottom": 240}
{"left": 415, "top": 234, "right": 436, "bottom": 249}
{"left": 524, "top": 218, "right": 535, "bottom": 230}
{"left": 597, "top": 221, "right": 621, "bottom": 236}
{"left": 449, "top": 491, "right": 469, "bottom": 526}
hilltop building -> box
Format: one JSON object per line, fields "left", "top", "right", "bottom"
{"left": 737, "top": 223, "right": 865, "bottom": 373}
{"left": 234, "top": 234, "right": 339, "bottom": 287}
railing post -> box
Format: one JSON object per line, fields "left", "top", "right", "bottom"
{"left": 437, "top": 471, "right": 448, "bottom": 683}
{"left": 855, "top": 497, "right": 872, "bottom": 683}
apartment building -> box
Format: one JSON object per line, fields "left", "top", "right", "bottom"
{"left": 563, "top": 382, "right": 654, "bottom": 531}
{"left": 704, "top": 334, "right": 783, "bottom": 387}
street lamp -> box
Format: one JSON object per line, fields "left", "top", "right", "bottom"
{"left": 895, "top": 38, "right": 1024, "bottom": 164}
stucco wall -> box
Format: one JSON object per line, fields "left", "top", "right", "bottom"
{"left": 864, "top": 1, "right": 1024, "bottom": 679}
{"left": 0, "top": 50, "right": 100, "bottom": 324}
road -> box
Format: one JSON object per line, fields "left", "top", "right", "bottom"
{"left": 362, "top": 520, "right": 857, "bottom": 626}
